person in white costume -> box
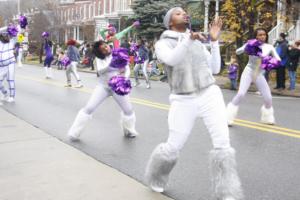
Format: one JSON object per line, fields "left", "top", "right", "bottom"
{"left": 67, "top": 40, "right": 139, "bottom": 141}
{"left": 0, "top": 26, "right": 17, "bottom": 103}
{"left": 144, "top": 7, "right": 243, "bottom": 200}
{"left": 226, "top": 28, "right": 281, "bottom": 126}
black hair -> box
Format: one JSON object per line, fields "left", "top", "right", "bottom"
{"left": 137, "top": 38, "right": 145, "bottom": 45}
{"left": 45, "top": 39, "right": 53, "bottom": 47}
{"left": 254, "top": 28, "right": 268, "bottom": 43}
{"left": 93, "top": 40, "right": 106, "bottom": 60}
{"left": 280, "top": 32, "right": 286, "bottom": 39}
{"left": 0, "top": 34, "right": 10, "bottom": 43}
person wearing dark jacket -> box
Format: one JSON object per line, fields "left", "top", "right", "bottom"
{"left": 65, "top": 39, "right": 83, "bottom": 88}
{"left": 274, "top": 33, "right": 289, "bottom": 90}
{"left": 287, "top": 41, "right": 300, "bottom": 90}
{"left": 133, "top": 39, "right": 151, "bottom": 88}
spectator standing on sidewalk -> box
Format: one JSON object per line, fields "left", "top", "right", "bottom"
{"left": 65, "top": 39, "right": 83, "bottom": 88}
{"left": 274, "top": 33, "right": 289, "bottom": 90}
{"left": 85, "top": 44, "right": 95, "bottom": 71}
{"left": 287, "top": 40, "right": 300, "bottom": 90}
{"left": 133, "top": 38, "right": 151, "bottom": 89}
{"left": 228, "top": 58, "right": 239, "bottom": 90}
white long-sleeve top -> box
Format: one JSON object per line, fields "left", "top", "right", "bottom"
{"left": 236, "top": 43, "right": 281, "bottom": 71}
{"left": 0, "top": 40, "right": 16, "bottom": 67}
{"left": 155, "top": 30, "right": 221, "bottom": 94}
{"left": 95, "top": 54, "right": 130, "bottom": 85}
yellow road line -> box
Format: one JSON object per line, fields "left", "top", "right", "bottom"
{"left": 234, "top": 122, "right": 300, "bottom": 139}
{"left": 17, "top": 74, "right": 300, "bottom": 139}
{"left": 235, "top": 119, "right": 300, "bottom": 135}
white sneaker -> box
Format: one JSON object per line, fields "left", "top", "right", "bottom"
{"left": 6, "top": 97, "right": 15, "bottom": 103}
{"left": 74, "top": 84, "right": 83, "bottom": 88}
{"left": 224, "top": 197, "right": 236, "bottom": 200}
{"left": 146, "top": 83, "right": 151, "bottom": 89}
{"left": 1, "top": 94, "right": 8, "bottom": 101}
{"left": 150, "top": 184, "right": 164, "bottom": 193}
{"left": 68, "top": 134, "right": 80, "bottom": 142}
{"left": 132, "top": 82, "right": 140, "bottom": 87}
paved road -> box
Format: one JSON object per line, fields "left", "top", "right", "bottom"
{"left": 2, "top": 64, "right": 300, "bottom": 200}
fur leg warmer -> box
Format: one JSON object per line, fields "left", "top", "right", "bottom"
{"left": 68, "top": 109, "right": 92, "bottom": 141}
{"left": 121, "top": 112, "right": 138, "bottom": 138}
{"left": 226, "top": 103, "right": 239, "bottom": 126}
{"left": 145, "top": 143, "right": 179, "bottom": 193}
{"left": 209, "top": 147, "right": 244, "bottom": 200}
{"left": 261, "top": 105, "right": 275, "bottom": 125}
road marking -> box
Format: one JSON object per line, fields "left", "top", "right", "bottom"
{"left": 233, "top": 121, "right": 300, "bottom": 139}
{"left": 235, "top": 119, "right": 300, "bottom": 135}
{"left": 17, "top": 74, "right": 300, "bottom": 139}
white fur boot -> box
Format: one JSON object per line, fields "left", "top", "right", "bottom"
{"left": 121, "top": 112, "right": 139, "bottom": 138}
{"left": 145, "top": 143, "right": 179, "bottom": 193}
{"left": 261, "top": 105, "right": 275, "bottom": 125}
{"left": 68, "top": 109, "right": 92, "bottom": 141}
{"left": 209, "top": 147, "right": 244, "bottom": 200}
{"left": 226, "top": 103, "right": 239, "bottom": 126}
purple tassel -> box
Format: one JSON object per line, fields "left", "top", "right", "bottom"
{"left": 108, "top": 75, "right": 132, "bottom": 96}
{"left": 245, "top": 39, "right": 263, "bottom": 56}
{"left": 19, "top": 15, "right": 28, "bottom": 29}
{"left": 133, "top": 21, "right": 140, "bottom": 27}
{"left": 7, "top": 24, "right": 18, "bottom": 37}
{"left": 261, "top": 56, "right": 280, "bottom": 71}
{"left": 42, "top": 31, "right": 49, "bottom": 38}
{"left": 61, "top": 56, "right": 71, "bottom": 67}
{"left": 130, "top": 43, "right": 138, "bottom": 54}
{"left": 110, "top": 48, "right": 130, "bottom": 69}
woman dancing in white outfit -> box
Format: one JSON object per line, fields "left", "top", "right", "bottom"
{"left": 145, "top": 7, "right": 243, "bottom": 200}
{"left": 68, "top": 41, "right": 139, "bottom": 141}
{"left": 227, "top": 28, "right": 281, "bottom": 126}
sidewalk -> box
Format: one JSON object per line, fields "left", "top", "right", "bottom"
{"left": 0, "top": 108, "right": 173, "bottom": 200}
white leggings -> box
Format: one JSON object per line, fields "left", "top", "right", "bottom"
{"left": 133, "top": 59, "right": 150, "bottom": 83}
{"left": 231, "top": 67, "right": 272, "bottom": 108}
{"left": 0, "top": 63, "right": 15, "bottom": 97}
{"left": 82, "top": 83, "right": 133, "bottom": 116}
{"left": 66, "top": 62, "right": 81, "bottom": 83}
{"left": 166, "top": 85, "right": 230, "bottom": 152}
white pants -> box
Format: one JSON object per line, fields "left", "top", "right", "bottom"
{"left": 82, "top": 83, "right": 133, "bottom": 116}
{"left": 0, "top": 63, "right": 15, "bottom": 97}
{"left": 134, "top": 59, "right": 150, "bottom": 84}
{"left": 166, "top": 85, "right": 230, "bottom": 151}
{"left": 231, "top": 67, "right": 272, "bottom": 108}
{"left": 66, "top": 62, "right": 81, "bottom": 84}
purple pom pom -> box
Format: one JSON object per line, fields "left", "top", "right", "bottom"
{"left": 61, "top": 56, "right": 71, "bottom": 67}
{"left": 110, "top": 48, "right": 130, "bottom": 69}
{"left": 7, "top": 24, "right": 18, "bottom": 37}
{"left": 245, "top": 39, "right": 263, "bottom": 56}
{"left": 42, "top": 31, "right": 49, "bottom": 38}
{"left": 130, "top": 43, "right": 138, "bottom": 54}
{"left": 133, "top": 21, "right": 140, "bottom": 27}
{"left": 261, "top": 56, "right": 280, "bottom": 71}
{"left": 19, "top": 15, "right": 28, "bottom": 29}
{"left": 108, "top": 75, "right": 132, "bottom": 95}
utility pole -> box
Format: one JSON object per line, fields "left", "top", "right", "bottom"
{"left": 17, "top": 0, "right": 20, "bottom": 15}
{"left": 204, "top": 0, "right": 210, "bottom": 33}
